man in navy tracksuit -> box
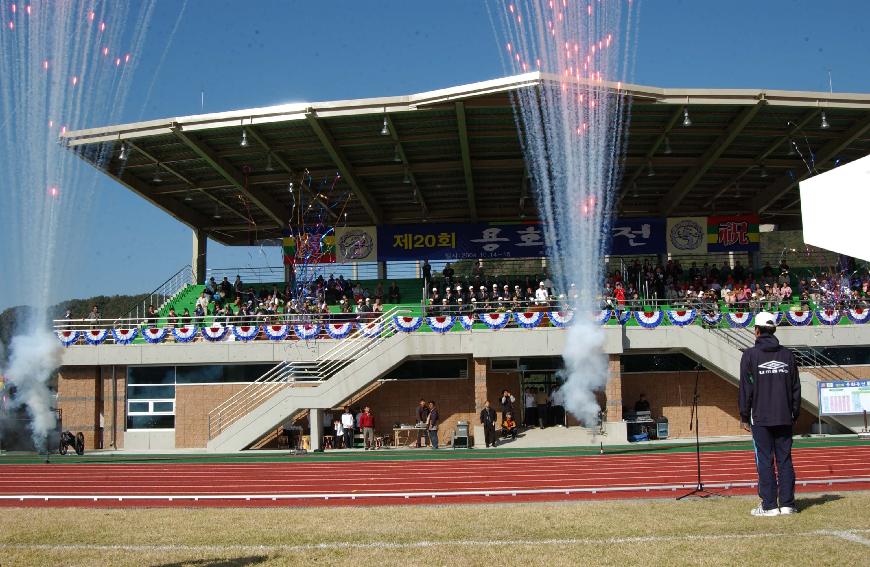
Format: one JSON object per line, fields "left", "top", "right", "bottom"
{"left": 739, "top": 312, "right": 801, "bottom": 517}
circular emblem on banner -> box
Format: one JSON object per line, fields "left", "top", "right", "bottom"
{"left": 670, "top": 220, "right": 703, "bottom": 251}
{"left": 339, "top": 231, "right": 373, "bottom": 260}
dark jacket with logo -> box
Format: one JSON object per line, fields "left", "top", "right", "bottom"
{"left": 739, "top": 334, "right": 801, "bottom": 426}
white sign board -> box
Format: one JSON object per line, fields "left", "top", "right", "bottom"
{"left": 800, "top": 153, "right": 870, "bottom": 262}
{"left": 818, "top": 380, "right": 870, "bottom": 416}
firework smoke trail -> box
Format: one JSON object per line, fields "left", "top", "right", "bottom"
{"left": 0, "top": 1, "right": 158, "bottom": 450}
{"left": 490, "top": 1, "right": 640, "bottom": 426}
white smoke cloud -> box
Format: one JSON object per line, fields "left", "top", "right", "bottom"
{"left": 553, "top": 322, "right": 608, "bottom": 427}
{"left": 5, "top": 328, "right": 63, "bottom": 451}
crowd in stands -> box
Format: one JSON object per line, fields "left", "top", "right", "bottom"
{"left": 603, "top": 258, "right": 870, "bottom": 312}
{"left": 61, "top": 257, "right": 870, "bottom": 331}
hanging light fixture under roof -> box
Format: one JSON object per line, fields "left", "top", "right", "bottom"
{"left": 380, "top": 115, "right": 390, "bottom": 136}
{"left": 760, "top": 163, "right": 768, "bottom": 178}
{"left": 787, "top": 138, "right": 796, "bottom": 156}
{"left": 184, "top": 194, "right": 193, "bottom": 202}
{"left": 265, "top": 152, "right": 274, "bottom": 172}
{"left": 403, "top": 168, "right": 411, "bottom": 184}
{"left": 663, "top": 136, "right": 672, "bottom": 154}
{"left": 631, "top": 181, "right": 639, "bottom": 198}
{"left": 213, "top": 204, "right": 222, "bottom": 219}
{"left": 240, "top": 129, "right": 249, "bottom": 147}
{"left": 411, "top": 187, "right": 419, "bottom": 204}
{"left": 393, "top": 144, "right": 401, "bottom": 162}
{"left": 647, "top": 161, "right": 655, "bottom": 177}
{"left": 682, "top": 107, "right": 692, "bottom": 127}
{"left": 118, "top": 143, "right": 128, "bottom": 161}
{"left": 152, "top": 163, "right": 162, "bottom": 183}
{"left": 820, "top": 111, "right": 830, "bottom": 129}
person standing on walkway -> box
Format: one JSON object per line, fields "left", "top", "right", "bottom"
{"left": 426, "top": 400, "right": 440, "bottom": 449}
{"left": 523, "top": 387, "right": 537, "bottom": 428}
{"left": 415, "top": 398, "right": 429, "bottom": 448}
{"left": 359, "top": 406, "right": 376, "bottom": 450}
{"left": 739, "top": 311, "right": 801, "bottom": 517}
{"left": 340, "top": 406, "right": 355, "bottom": 450}
{"left": 480, "top": 400, "right": 498, "bottom": 448}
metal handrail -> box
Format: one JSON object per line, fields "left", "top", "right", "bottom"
{"left": 115, "top": 264, "right": 193, "bottom": 323}
{"left": 791, "top": 346, "right": 860, "bottom": 382}
{"left": 206, "top": 306, "right": 408, "bottom": 440}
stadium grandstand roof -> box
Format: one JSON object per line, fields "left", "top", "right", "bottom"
{"left": 63, "top": 72, "right": 870, "bottom": 245}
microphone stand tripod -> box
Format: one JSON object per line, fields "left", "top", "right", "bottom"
{"left": 677, "top": 365, "right": 723, "bottom": 500}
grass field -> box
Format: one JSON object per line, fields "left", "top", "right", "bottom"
{"left": 1, "top": 492, "right": 868, "bottom": 566}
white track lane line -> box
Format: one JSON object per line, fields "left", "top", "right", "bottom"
{"left": 1, "top": 530, "right": 869, "bottom": 553}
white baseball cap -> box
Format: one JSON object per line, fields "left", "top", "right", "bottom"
{"left": 754, "top": 311, "right": 777, "bottom": 328}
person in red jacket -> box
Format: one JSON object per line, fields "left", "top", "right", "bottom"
{"left": 359, "top": 406, "right": 376, "bottom": 450}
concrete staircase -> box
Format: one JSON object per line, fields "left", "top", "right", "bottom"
{"left": 624, "top": 325, "right": 861, "bottom": 433}
{"left": 207, "top": 308, "right": 413, "bottom": 451}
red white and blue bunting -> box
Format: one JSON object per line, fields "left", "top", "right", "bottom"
{"left": 772, "top": 311, "right": 784, "bottom": 326}
{"left": 549, "top": 310, "right": 574, "bottom": 328}
{"left": 726, "top": 312, "right": 752, "bottom": 328}
{"left": 233, "top": 325, "right": 260, "bottom": 342}
{"left": 593, "top": 309, "right": 611, "bottom": 325}
{"left": 459, "top": 314, "right": 476, "bottom": 331}
{"left": 294, "top": 323, "right": 321, "bottom": 340}
{"left": 359, "top": 321, "right": 383, "bottom": 338}
{"left": 393, "top": 316, "right": 423, "bottom": 333}
{"left": 846, "top": 307, "right": 870, "bottom": 324}
{"left": 635, "top": 311, "right": 664, "bottom": 329}
{"left": 326, "top": 322, "right": 354, "bottom": 339}
{"left": 84, "top": 329, "right": 109, "bottom": 345}
{"left": 616, "top": 310, "right": 633, "bottom": 325}
{"left": 264, "top": 324, "right": 289, "bottom": 341}
{"left": 667, "top": 309, "right": 697, "bottom": 327}
{"left": 201, "top": 325, "right": 228, "bottom": 342}
{"left": 427, "top": 315, "right": 455, "bottom": 334}
{"left": 142, "top": 327, "right": 168, "bottom": 343}
{"left": 172, "top": 325, "right": 198, "bottom": 343}
{"left": 480, "top": 312, "right": 510, "bottom": 330}
{"left": 111, "top": 328, "right": 138, "bottom": 345}
{"left": 702, "top": 312, "right": 723, "bottom": 326}
{"left": 514, "top": 311, "right": 544, "bottom": 329}
{"left": 785, "top": 310, "right": 813, "bottom": 327}
{"left": 815, "top": 309, "right": 841, "bottom": 326}
{"left": 56, "top": 330, "right": 80, "bottom": 347}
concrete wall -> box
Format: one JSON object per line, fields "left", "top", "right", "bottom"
{"left": 59, "top": 324, "right": 870, "bottom": 369}
{"left": 349, "top": 378, "right": 475, "bottom": 448}
{"left": 175, "top": 383, "right": 248, "bottom": 448}
{"left": 621, "top": 370, "right": 819, "bottom": 438}
{"left": 57, "top": 365, "right": 125, "bottom": 451}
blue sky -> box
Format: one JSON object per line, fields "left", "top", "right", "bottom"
{"left": 3, "top": 0, "right": 869, "bottom": 309}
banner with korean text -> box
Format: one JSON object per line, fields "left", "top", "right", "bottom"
{"left": 707, "top": 214, "right": 760, "bottom": 252}
{"left": 666, "top": 217, "right": 708, "bottom": 255}
{"left": 377, "top": 223, "right": 546, "bottom": 261}
{"left": 609, "top": 217, "right": 666, "bottom": 256}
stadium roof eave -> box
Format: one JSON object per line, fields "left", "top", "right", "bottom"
{"left": 60, "top": 72, "right": 870, "bottom": 246}
{"left": 62, "top": 72, "right": 870, "bottom": 147}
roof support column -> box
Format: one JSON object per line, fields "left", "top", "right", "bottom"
{"left": 192, "top": 228, "right": 208, "bottom": 285}
{"left": 473, "top": 358, "right": 488, "bottom": 448}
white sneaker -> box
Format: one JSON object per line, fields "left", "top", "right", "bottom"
{"left": 779, "top": 506, "right": 798, "bottom": 515}
{"left": 751, "top": 504, "right": 780, "bottom": 517}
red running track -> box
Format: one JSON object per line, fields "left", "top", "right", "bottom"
{"left": 2, "top": 445, "right": 869, "bottom": 508}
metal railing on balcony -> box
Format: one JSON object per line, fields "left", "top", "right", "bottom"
{"left": 116, "top": 264, "right": 193, "bottom": 323}
{"left": 206, "top": 306, "right": 409, "bottom": 440}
